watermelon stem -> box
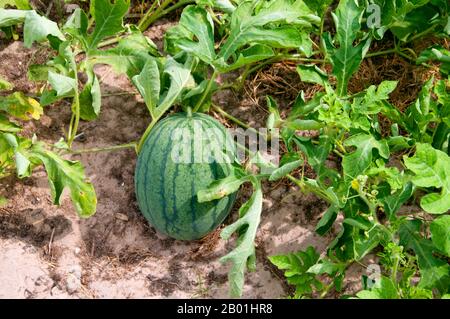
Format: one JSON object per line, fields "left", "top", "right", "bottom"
{"left": 137, "top": 119, "right": 157, "bottom": 153}
{"left": 138, "top": 0, "right": 195, "bottom": 32}
{"left": 186, "top": 107, "right": 193, "bottom": 117}
{"left": 67, "top": 75, "right": 81, "bottom": 149}
{"left": 211, "top": 104, "right": 266, "bottom": 140}
{"left": 193, "top": 70, "right": 218, "bottom": 113}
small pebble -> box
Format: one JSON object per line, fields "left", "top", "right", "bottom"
{"left": 115, "top": 213, "right": 129, "bottom": 222}
{"left": 66, "top": 265, "right": 82, "bottom": 294}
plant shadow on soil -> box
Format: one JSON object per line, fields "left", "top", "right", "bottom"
{"left": 0, "top": 205, "right": 72, "bottom": 248}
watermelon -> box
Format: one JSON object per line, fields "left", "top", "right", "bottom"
{"left": 135, "top": 112, "right": 237, "bottom": 240}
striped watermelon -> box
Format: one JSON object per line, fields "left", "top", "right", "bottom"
{"left": 135, "top": 112, "right": 237, "bottom": 240}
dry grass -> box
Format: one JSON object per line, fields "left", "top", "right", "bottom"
{"left": 248, "top": 61, "right": 323, "bottom": 114}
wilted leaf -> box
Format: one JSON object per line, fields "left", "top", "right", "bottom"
{"left": 30, "top": 142, "right": 97, "bottom": 217}
{"left": 220, "top": 177, "right": 263, "bottom": 297}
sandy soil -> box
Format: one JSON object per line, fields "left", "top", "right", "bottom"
{"left": 0, "top": 22, "right": 372, "bottom": 299}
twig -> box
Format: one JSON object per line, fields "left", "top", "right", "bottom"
{"left": 68, "top": 142, "right": 137, "bottom": 155}
{"left": 48, "top": 227, "right": 55, "bottom": 257}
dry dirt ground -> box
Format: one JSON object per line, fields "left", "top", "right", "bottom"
{"left": 0, "top": 20, "right": 381, "bottom": 299}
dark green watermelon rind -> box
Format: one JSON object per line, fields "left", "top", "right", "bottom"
{"left": 136, "top": 116, "right": 179, "bottom": 234}
{"left": 135, "top": 112, "right": 238, "bottom": 240}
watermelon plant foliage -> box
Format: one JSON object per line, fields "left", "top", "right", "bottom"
{"left": 0, "top": 0, "right": 449, "bottom": 299}
{"left": 261, "top": 72, "right": 450, "bottom": 298}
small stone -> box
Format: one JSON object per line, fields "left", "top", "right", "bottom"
{"left": 74, "top": 247, "right": 81, "bottom": 255}
{"left": 24, "top": 289, "right": 33, "bottom": 299}
{"left": 263, "top": 198, "right": 273, "bottom": 209}
{"left": 35, "top": 276, "right": 49, "bottom": 287}
{"left": 51, "top": 286, "right": 63, "bottom": 297}
{"left": 115, "top": 213, "right": 129, "bottom": 222}
{"left": 270, "top": 187, "right": 285, "bottom": 199}
{"left": 65, "top": 4, "right": 79, "bottom": 13}
{"left": 39, "top": 115, "right": 52, "bottom": 128}
{"left": 66, "top": 265, "right": 82, "bottom": 294}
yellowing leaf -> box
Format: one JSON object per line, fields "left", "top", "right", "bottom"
{"left": 0, "top": 92, "right": 43, "bottom": 120}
